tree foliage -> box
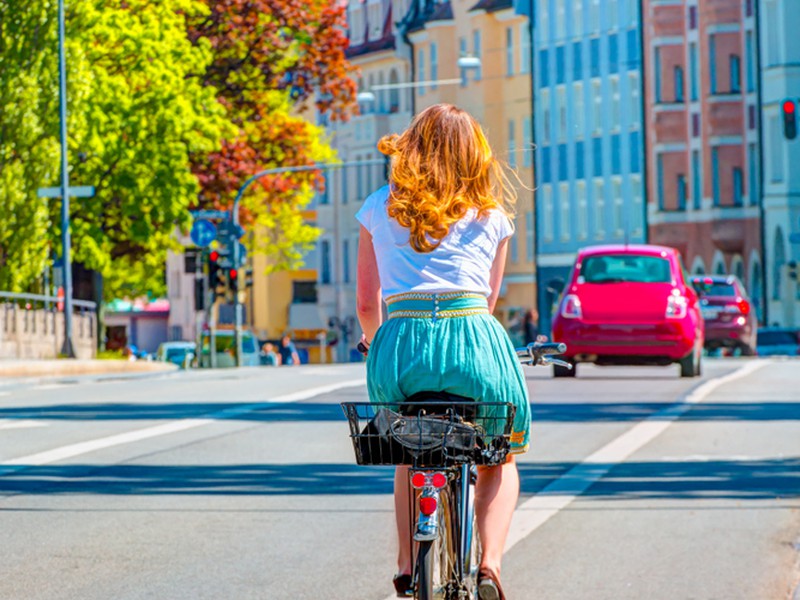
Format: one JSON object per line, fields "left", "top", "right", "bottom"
{"left": 188, "top": 0, "right": 356, "bottom": 273}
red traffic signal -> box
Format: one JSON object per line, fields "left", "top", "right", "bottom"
{"left": 783, "top": 98, "right": 797, "bottom": 140}
{"left": 209, "top": 250, "right": 219, "bottom": 262}
{"left": 229, "top": 268, "right": 238, "bottom": 280}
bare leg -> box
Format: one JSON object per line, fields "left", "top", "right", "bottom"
{"left": 395, "top": 465, "right": 413, "bottom": 574}
{"left": 475, "top": 456, "right": 519, "bottom": 577}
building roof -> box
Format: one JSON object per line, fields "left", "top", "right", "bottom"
{"left": 469, "top": 0, "right": 514, "bottom": 13}
{"left": 406, "top": 1, "right": 454, "bottom": 33}
{"left": 346, "top": 2, "right": 396, "bottom": 58}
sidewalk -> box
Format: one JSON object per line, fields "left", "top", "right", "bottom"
{"left": 0, "top": 359, "right": 177, "bottom": 380}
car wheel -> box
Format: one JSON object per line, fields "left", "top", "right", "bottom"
{"left": 679, "top": 350, "right": 701, "bottom": 378}
{"left": 553, "top": 361, "right": 576, "bottom": 378}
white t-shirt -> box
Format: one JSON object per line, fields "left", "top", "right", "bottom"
{"left": 355, "top": 185, "right": 514, "bottom": 299}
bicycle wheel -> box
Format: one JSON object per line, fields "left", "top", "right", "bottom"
{"left": 415, "top": 488, "right": 456, "bottom": 600}
{"left": 416, "top": 539, "right": 435, "bottom": 600}
{"left": 459, "top": 467, "right": 481, "bottom": 598}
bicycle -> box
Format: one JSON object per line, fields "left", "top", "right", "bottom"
{"left": 341, "top": 341, "right": 570, "bottom": 600}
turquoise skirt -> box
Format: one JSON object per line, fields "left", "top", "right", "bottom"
{"left": 366, "top": 292, "right": 531, "bottom": 454}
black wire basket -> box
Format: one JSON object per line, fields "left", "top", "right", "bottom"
{"left": 341, "top": 401, "right": 516, "bottom": 467}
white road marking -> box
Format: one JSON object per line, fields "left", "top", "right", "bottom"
{"left": 32, "top": 384, "right": 67, "bottom": 391}
{"left": 0, "top": 419, "right": 47, "bottom": 430}
{"left": 0, "top": 378, "right": 366, "bottom": 476}
{"left": 380, "top": 361, "right": 770, "bottom": 600}
{"left": 503, "top": 360, "right": 769, "bottom": 552}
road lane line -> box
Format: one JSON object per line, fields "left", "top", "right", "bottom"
{"left": 0, "top": 420, "right": 47, "bottom": 430}
{"left": 378, "top": 361, "right": 772, "bottom": 600}
{"left": 0, "top": 378, "right": 365, "bottom": 476}
{"left": 503, "top": 359, "right": 769, "bottom": 552}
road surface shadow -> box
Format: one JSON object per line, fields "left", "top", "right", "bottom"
{"left": 1, "top": 458, "right": 798, "bottom": 499}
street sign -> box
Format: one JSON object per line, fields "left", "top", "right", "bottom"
{"left": 217, "top": 220, "right": 245, "bottom": 241}
{"left": 190, "top": 209, "right": 229, "bottom": 220}
{"left": 37, "top": 185, "right": 95, "bottom": 198}
{"left": 236, "top": 241, "right": 248, "bottom": 267}
{"left": 190, "top": 219, "right": 217, "bottom": 247}
{"left": 789, "top": 232, "right": 800, "bottom": 244}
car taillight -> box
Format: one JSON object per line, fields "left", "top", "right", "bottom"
{"left": 737, "top": 299, "right": 750, "bottom": 315}
{"left": 561, "top": 294, "right": 582, "bottom": 319}
{"left": 419, "top": 497, "right": 437, "bottom": 515}
{"left": 666, "top": 294, "right": 688, "bottom": 319}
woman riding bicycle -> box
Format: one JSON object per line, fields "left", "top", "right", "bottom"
{"left": 355, "top": 103, "right": 530, "bottom": 600}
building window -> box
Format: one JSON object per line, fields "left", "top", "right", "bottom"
{"left": 542, "top": 186, "right": 554, "bottom": 242}
{"left": 577, "top": 182, "right": 588, "bottom": 239}
{"left": 677, "top": 174, "right": 687, "bottom": 210}
{"left": 609, "top": 0, "right": 618, "bottom": 28}
{"left": 590, "top": 0, "right": 600, "bottom": 33}
{"left": 389, "top": 69, "right": 400, "bottom": 112}
{"left": 557, "top": 85, "right": 567, "bottom": 141}
{"left": 657, "top": 154, "right": 665, "bottom": 210}
{"left": 689, "top": 43, "right": 699, "bottom": 101}
{"left": 610, "top": 75, "right": 620, "bottom": 130}
{"left": 746, "top": 33, "right": 755, "bottom": 93}
{"left": 594, "top": 179, "right": 605, "bottom": 238}
{"left": 592, "top": 79, "right": 602, "bottom": 134}
{"left": 733, "top": 167, "right": 744, "bottom": 206}
{"left": 459, "top": 37, "right": 468, "bottom": 86}
{"left": 508, "top": 120, "right": 517, "bottom": 168}
{"left": 342, "top": 239, "right": 350, "bottom": 283}
{"left": 729, "top": 54, "right": 741, "bottom": 93}
{"left": 539, "top": 0, "right": 550, "bottom": 45}
{"left": 748, "top": 143, "right": 758, "bottom": 206}
{"left": 473, "top": 30, "right": 482, "bottom": 81}
{"left": 654, "top": 47, "right": 662, "bottom": 103}
{"left": 430, "top": 43, "right": 438, "bottom": 90}
{"left": 506, "top": 27, "right": 514, "bottom": 76}
{"left": 320, "top": 240, "right": 331, "bottom": 284}
{"left": 418, "top": 48, "right": 426, "bottom": 95}
{"left": 367, "top": 0, "right": 382, "bottom": 40}
{"left": 525, "top": 211, "right": 535, "bottom": 261}
{"left": 574, "top": 0, "right": 583, "bottom": 38}
{"left": 631, "top": 175, "right": 643, "bottom": 237}
{"left": 769, "top": 116, "right": 784, "bottom": 183}
{"left": 766, "top": 0, "right": 780, "bottom": 66}
{"left": 559, "top": 182, "right": 571, "bottom": 241}
{"left": 541, "top": 88, "right": 551, "bottom": 143}
{"left": 523, "top": 116, "right": 533, "bottom": 167}
{"left": 573, "top": 81, "right": 585, "bottom": 137}
{"left": 510, "top": 219, "right": 519, "bottom": 263}
{"left": 520, "top": 23, "right": 531, "bottom": 73}
{"left": 692, "top": 149, "right": 702, "bottom": 209}
{"left": 612, "top": 178, "right": 623, "bottom": 235}
{"left": 712, "top": 147, "right": 721, "bottom": 206}
{"left": 349, "top": 5, "right": 365, "bottom": 44}
{"left": 709, "top": 35, "right": 717, "bottom": 94}
{"left": 674, "top": 65, "right": 684, "bottom": 103}
{"left": 629, "top": 72, "right": 640, "bottom": 128}
{"left": 556, "top": 0, "right": 566, "bottom": 41}
{"left": 688, "top": 5, "right": 697, "bottom": 29}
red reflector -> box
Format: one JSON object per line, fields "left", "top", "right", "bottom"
{"left": 431, "top": 473, "right": 447, "bottom": 488}
{"left": 419, "top": 497, "right": 437, "bottom": 515}
{"left": 411, "top": 473, "right": 426, "bottom": 488}
{"left": 737, "top": 299, "right": 750, "bottom": 315}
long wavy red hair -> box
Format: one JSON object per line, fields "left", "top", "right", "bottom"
{"left": 377, "top": 103, "right": 516, "bottom": 253}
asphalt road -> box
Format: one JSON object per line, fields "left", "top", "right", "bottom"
{"left": 0, "top": 358, "right": 798, "bottom": 600}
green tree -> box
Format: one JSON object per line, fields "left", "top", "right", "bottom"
{"left": 0, "top": 0, "right": 230, "bottom": 297}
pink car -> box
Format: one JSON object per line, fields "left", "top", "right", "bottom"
{"left": 551, "top": 244, "right": 704, "bottom": 378}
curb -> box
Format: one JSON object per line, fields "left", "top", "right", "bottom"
{"left": 0, "top": 365, "right": 178, "bottom": 391}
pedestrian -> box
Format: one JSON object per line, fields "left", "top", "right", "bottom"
{"left": 278, "top": 334, "right": 300, "bottom": 366}
{"left": 261, "top": 342, "right": 280, "bottom": 366}
{"left": 355, "top": 103, "right": 529, "bottom": 600}
{"left": 523, "top": 308, "right": 548, "bottom": 345}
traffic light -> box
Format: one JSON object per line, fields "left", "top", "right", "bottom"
{"left": 244, "top": 267, "right": 254, "bottom": 288}
{"left": 783, "top": 99, "right": 797, "bottom": 140}
{"left": 208, "top": 250, "right": 222, "bottom": 298}
{"left": 789, "top": 261, "right": 798, "bottom": 281}
{"left": 228, "top": 267, "right": 239, "bottom": 293}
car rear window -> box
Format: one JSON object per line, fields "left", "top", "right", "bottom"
{"left": 580, "top": 255, "right": 672, "bottom": 284}
{"left": 693, "top": 281, "right": 736, "bottom": 297}
{"left": 757, "top": 331, "right": 799, "bottom": 345}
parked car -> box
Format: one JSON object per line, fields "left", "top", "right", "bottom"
{"left": 155, "top": 341, "right": 196, "bottom": 368}
{"left": 198, "top": 329, "right": 260, "bottom": 367}
{"left": 551, "top": 244, "right": 704, "bottom": 378}
{"left": 755, "top": 327, "right": 800, "bottom": 357}
{"left": 691, "top": 275, "right": 757, "bottom": 356}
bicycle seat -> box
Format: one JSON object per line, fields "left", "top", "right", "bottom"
{"left": 399, "top": 390, "right": 478, "bottom": 422}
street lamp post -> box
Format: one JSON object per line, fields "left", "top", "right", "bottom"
{"left": 57, "top": 0, "right": 75, "bottom": 358}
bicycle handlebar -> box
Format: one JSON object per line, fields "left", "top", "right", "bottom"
{"left": 516, "top": 341, "right": 572, "bottom": 369}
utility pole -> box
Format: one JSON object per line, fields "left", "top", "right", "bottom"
{"left": 57, "top": 0, "right": 74, "bottom": 358}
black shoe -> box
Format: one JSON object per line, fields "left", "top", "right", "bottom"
{"left": 393, "top": 573, "right": 413, "bottom": 598}
{"left": 478, "top": 569, "right": 506, "bottom": 600}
